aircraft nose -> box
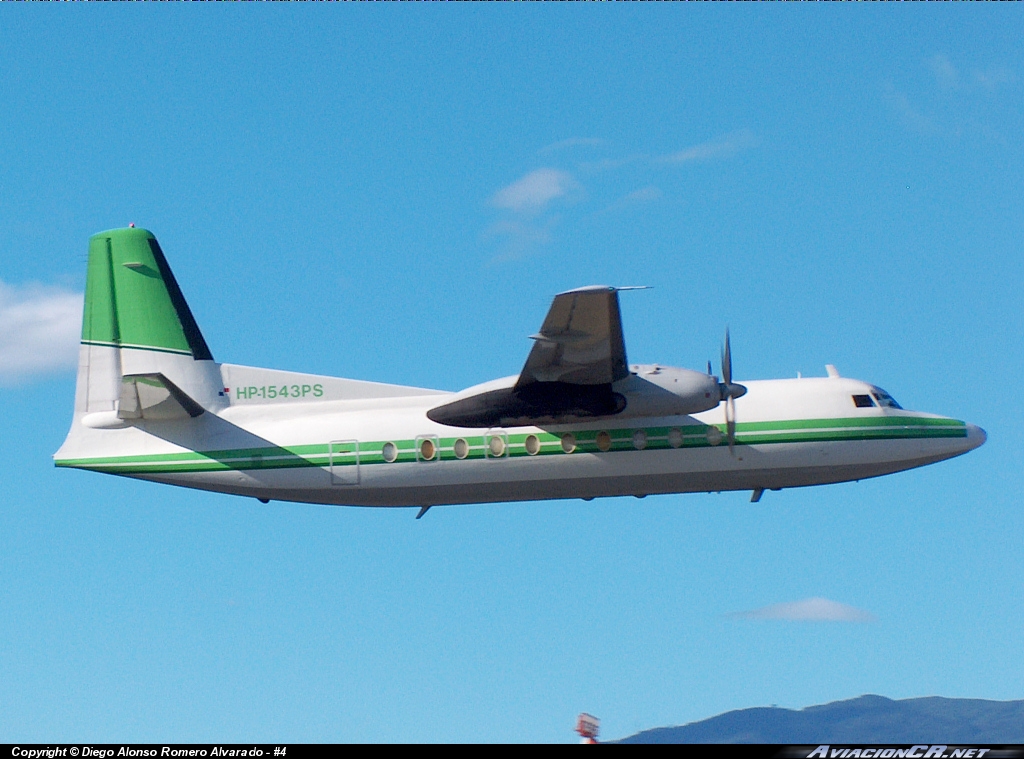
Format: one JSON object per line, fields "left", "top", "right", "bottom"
{"left": 965, "top": 423, "right": 987, "bottom": 451}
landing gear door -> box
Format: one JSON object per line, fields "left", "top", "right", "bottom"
{"left": 329, "top": 440, "right": 360, "bottom": 485}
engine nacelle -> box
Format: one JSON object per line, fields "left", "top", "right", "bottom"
{"left": 426, "top": 364, "right": 727, "bottom": 428}
{"left": 613, "top": 365, "right": 723, "bottom": 418}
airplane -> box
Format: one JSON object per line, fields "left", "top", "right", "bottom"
{"left": 55, "top": 226, "right": 986, "bottom": 516}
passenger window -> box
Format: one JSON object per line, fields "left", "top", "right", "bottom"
{"left": 852, "top": 394, "right": 875, "bottom": 408}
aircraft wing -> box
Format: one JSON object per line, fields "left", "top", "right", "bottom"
{"left": 517, "top": 286, "right": 629, "bottom": 388}
{"left": 427, "top": 286, "right": 631, "bottom": 427}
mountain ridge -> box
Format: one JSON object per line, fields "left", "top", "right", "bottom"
{"left": 615, "top": 695, "right": 1024, "bottom": 744}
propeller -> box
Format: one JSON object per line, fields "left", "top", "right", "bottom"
{"left": 719, "top": 328, "right": 747, "bottom": 455}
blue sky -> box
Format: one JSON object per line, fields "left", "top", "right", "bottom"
{"left": 1, "top": 6, "right": 1022, "bottom": 743}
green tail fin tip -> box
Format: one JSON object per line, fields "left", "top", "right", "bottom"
{"left": 82, "top": 227, "right": 214, "bottom": 360}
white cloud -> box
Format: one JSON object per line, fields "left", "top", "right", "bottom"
{"left": 538, "top": 137, "right": 607, "bottom": 155}
{"left": 600, "top": 185, "right": 662, "bottom": 214}
{"left": 486, "top": 127, "right": 753, "bottom": 260}
{"left": 0, "top": 280, "right": 83, "bottom": 384}
{"left": 484, "top": 217, "right": 559, "bottom": 263}
{"left": 926, "top": 56, "right": 1014, "bottom": 93}
{"left": 929, "top": 55, "right": 960, "bottom": 89}
{"left": 490, "top": 168, "right": 578, "bottom": 213}
{"left": 621, "top": 186, "right": 662, "bottom": 203}
{"left": 883, "top": 81, "right": 935, "bottom": 133}
{"left": 663, "top": 129, "right": 757, "bottom": 164}
{"left": 973, "top": 66, "right": 1015, "bottom": 91}
{"left": 578, "top": 154, "right": 647, "bottom": 172}
{"left": 728, "top": 597, "right": 877, "bottom": 623}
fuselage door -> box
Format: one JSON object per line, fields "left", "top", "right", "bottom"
{"left": 329, "top": 440, "right": 360, "bottom": 485}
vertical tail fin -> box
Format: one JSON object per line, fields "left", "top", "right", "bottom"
{"left": 81, "top": 227, "right": 213, "bottom": 359}
{"left": 73, "top": 227, "right": 223, "bottom": 418}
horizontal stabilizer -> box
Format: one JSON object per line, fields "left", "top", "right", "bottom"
{"left": 119, "top": 373, "right": 205, "bottom": 421}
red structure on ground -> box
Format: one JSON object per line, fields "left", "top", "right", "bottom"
{"left": 576, "top": 713, "right": 600, "bottom": 744}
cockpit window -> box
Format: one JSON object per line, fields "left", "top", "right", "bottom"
{"left": 852, "top": 394, "right": 876, "bottom": 408}
{"left": 871, "top": 388, "right": 903, "bottom": 409}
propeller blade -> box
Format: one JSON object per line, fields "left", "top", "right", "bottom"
{"left": 722, "top": 328, "right": 733, "bottom": 386}
{"left": 727, "top": 395, "right": 736, "bottom": 455}
{"left": 718, "top": 328, "right": 744, "bottom": 401}
{"left": 719, "top": 328, "right": 742, "bottom": 455}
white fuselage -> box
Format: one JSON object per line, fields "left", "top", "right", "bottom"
{"left": 55, "top": 355, "right": 985, "bottom": 509}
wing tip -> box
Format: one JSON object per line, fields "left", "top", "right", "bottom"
{"left": 555, "top": 285, "right": 650, "bottom": 296}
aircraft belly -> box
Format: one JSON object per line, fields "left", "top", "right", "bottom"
{"left": 139, "top": 435, "right": 972, "bottom": 508}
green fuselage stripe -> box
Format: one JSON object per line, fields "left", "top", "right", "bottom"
{"left": 55, "top": 417, "right": 967, "bottom": 475}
